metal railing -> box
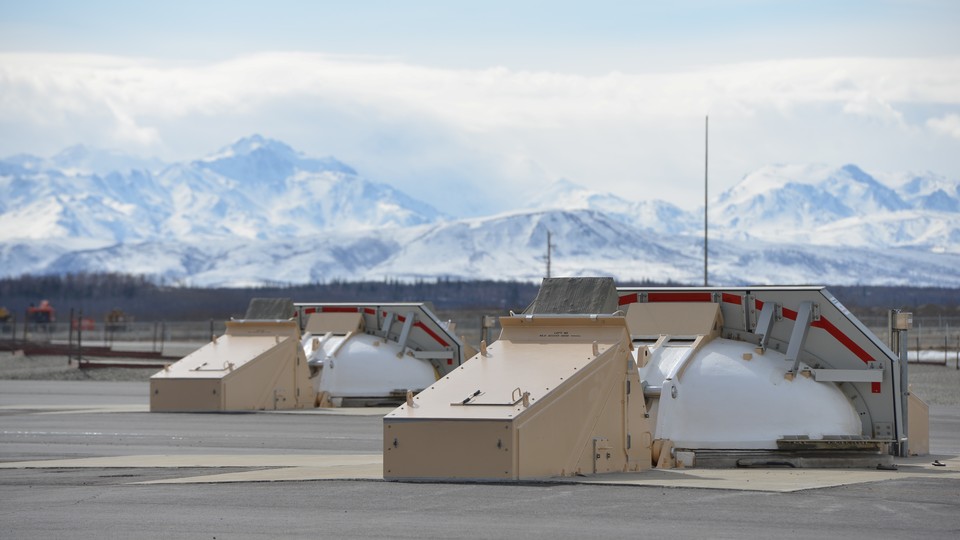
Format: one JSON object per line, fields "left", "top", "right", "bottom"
{"left": 858, "top": 315, "right": 960, "bottom": 367}
{"left": 4, "top": 312, "right": 957, "bottom": 368}
{"left": 1, "top": 319, "right": 222, "bottom": 358}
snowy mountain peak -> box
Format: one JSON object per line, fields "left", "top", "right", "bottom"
{"left": 58, "top": 144, "right": 165, "bottom": 175}
{"left": 0, "top": 137, "right": 445, "bottom": 244}
{"left": 720, "top": 163, "right": 828, "bottom": 205}
{"left": 891, "top": 171, "right": 953, "bottom": 194}
{"left": 197, "top": 134, "right": 355, "bottom": 181}
{"left": 201, "top": 134, "right": 293, "bottom": 162}
{"left": 822, "top": 164, "right": 907, "bottom": 213}
{"left": 883, "top": 171, "right": 960, "bottom": 212}
{"left": 548, "top": 177, "right": 587, "bottom": 193}
{"left": 838, "top": 163, "right": 872, "bottom": 183}
{"left": 51, "top": 144, "right": 91, "bottom": 162}
{"left": 2, "top": 144, "right": 165, "bottom": 176}
{"left": 1, "top": 136, "right": 958, "bottom": 287}
{"left": 525, "top": 178, "right": 594, "bottom": 209}
{"left": 524, "top": 178, "right": 697, "bottom": 235}
{"left": 717, "top": 163, "right": 908, "bottom": 216}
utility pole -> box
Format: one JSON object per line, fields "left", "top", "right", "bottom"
{"left": 546, "top": 230, "right": 553, "bottom": 279}
{"left": 704, "top": 115, "right": 709, "bottom": 287}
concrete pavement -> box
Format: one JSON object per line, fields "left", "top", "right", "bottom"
{"left": 1, "top": 379, "right": 959, "bottom": 539}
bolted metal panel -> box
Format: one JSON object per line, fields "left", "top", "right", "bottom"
{"left": 617, "top": 286, "right": 907, "bottom": 451}
{"left": 624, "top": 302, "right": 723, "bottom": 338}
{"left": 150, "top": 319, "right": 315, "bottom": 412}
{"left": 244, "top": 297, "right": 295, "bottom": 320}
{"left": 383, "top": 315, "right": 652, "bottom": 481}
{"left": 524, "top": 277, "right": 619, "bottom": 315}
{"left": 383, "top": 421, "right": 515, "bottom": 481}
{"left": 294, "top": 302, "right": 465, "bottom": 377}
{"left": 150, "top": 378, "right": 222, "bottom": 412}
{"left": 304, "top": 312, "right": 364, "bottom": 335}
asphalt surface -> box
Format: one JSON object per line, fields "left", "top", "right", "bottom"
{"left": 1, "top": 380, "right": 959, "bottom": 539}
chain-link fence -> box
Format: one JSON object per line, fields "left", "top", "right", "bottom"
{"left": 0, "top": 318, "right": 225, "bottom": 358}
{"left": 851, "top": 315, "right": 960, "bottom": 366}
{"left": 3, "top": 311, "right": 958, "bottom": 367}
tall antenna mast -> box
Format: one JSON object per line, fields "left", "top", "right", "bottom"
{"left": 546, "top": 230, "right": 553, "bottom": 279}
{"left": 704, "top": 115, "right": 709, "bottom": 287}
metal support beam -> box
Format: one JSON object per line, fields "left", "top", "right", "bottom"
{"left": 396, "top": 312, "right": 416, "bottom": 354}
{"left": 412, "top": 351, "right": 455, "bottom": 360}
{"left": 742, "top": 293, "right": 753, "bottom": 336}
{"left": 754, "top": 301, "right": 776, "bottom": 351}
{"left": 786, "top": 301, "right": 814, "bottom": 375}
{"left": 889, "top": 309, "right": 911, "bottom": 456}
{"left": 380, "top": 311, "right": 394, "bottom": 339}
{"left": 891, "top": 330, "right": 910, "bottom": 457}
{"left": 810, "top": 369, "right": 883, "bottom": 383}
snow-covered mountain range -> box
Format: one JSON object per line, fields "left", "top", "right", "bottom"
{"left": 1, "top": 135, "right": 958, "bottom": 287}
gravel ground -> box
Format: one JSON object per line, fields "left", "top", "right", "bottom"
{"left": 0, "top": 352, "right": 160, "bottom": 382}
{"left": 1, "top": 350, "right": 958, "bottom": 404}
{"left": 906, "top": 362, "right": 960, "bottom": 405}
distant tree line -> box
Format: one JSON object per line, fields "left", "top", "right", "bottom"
{"left": 0, "top": 272, "right": 956, "bottom": 323}
{"left": 0, "top": 273, "right": 543, "bottom": 321}
{"left": 826, "top": 285, "right": 960, "bottom": 316}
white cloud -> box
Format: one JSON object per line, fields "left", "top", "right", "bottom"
{"left": 5, "top": 53, "right": 959, "bottom": 133}
{"left": 927, "top": 113, "right": 960, "bottom": 139}
{"left": 842, "top": 93, "right": 906, "bottom": 126}
{"left": 1, "top": 52, "right": 959, "bottom": 213}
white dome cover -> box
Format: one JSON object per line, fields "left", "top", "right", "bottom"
{"left": 305, "top": 332, "right": 437, "bottom": 399}
{"left": 640, "top": 338, "right": 862, "bottom": 450}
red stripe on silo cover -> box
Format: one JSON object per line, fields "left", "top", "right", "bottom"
{"left": 618, "top": 293, "right": 638, "bottom": 305}
{"left": 322, "top": 306, "right": 359, "bottom": 313}
{"left": 647, "top": 292, "right": 713, "bottom": 303}
{"left": 812, "top": 316, "right": 874, "bottom": 364}
{"left": 756, "top": 300, "right": 874, "bottom": 364}
{"left": 381, "top": 312, "right": 450, "bottom": 348}
{"left": 721, "top": 293, "right": 742, "bottom": 305}
{"left": 414, "top": 321, "right": 450, "bottom": 347}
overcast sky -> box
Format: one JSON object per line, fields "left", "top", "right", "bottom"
{"left": 1, "top": 0, "right": 958, "bottom": 215}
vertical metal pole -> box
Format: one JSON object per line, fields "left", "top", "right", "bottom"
{"left": 915, "top": 321, "right": 920, "bottom": 363}
{"left": 899, "top": 326, "right": 909, "bottom": 457}
{"left": 704, "top": 115, "right": 709, "bottom": 287}
{"left": 887, "top": 310, "right": 894, "bottom": 351}
{"left": 546, "top": 230, "right": 552, "bottom": 279}
{"left": 68, "top": 308, "right": 75, "bottom": 364}
{"left": 889, "top": 309, "right": 909, "bottom": 456}
{"left": 77, "top": 309, "right": 83, "bottom": 367}
{"left": 480, "top": 316, "right": 486, "bottom": 346}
